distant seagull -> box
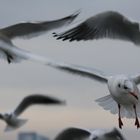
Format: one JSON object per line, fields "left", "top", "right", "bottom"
{"left": 55, "top": 127, "right": 125, "bottom": 140}
{"left": 0, "top": 10, "right": 80, "bottom": 63}
{"left": 53, "top": 11, "right": 140, "bottom": 45}
{"left": 0, "top": 94, "right": 65, "bottom": 132}
{"left": 45, "top": 60, "right": 140, "bottom": 129}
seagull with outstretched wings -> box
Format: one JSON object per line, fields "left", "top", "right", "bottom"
{"left": 44, "top": 59, "right": 140, "bottom": 129}
{"left": 0, "top": 94, "right": 65, "bottom": 132}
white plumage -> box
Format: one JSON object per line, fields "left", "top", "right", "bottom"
{"left": 44, "top": 59, "right": 140, "bottom": 129}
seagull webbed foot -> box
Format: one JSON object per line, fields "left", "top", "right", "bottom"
{"left": 135, "top": 118, "right": 140, "bottom": 129}
{"left": 118, "top": 104, "right": 123, "bottom": 129}
{"left": 133, "top": 104, "right": 140, "bottom": 129}
{"left": 118, "top": 117, "right": 123, "bottom": 129}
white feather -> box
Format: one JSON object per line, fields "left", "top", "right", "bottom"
{"left": 96, "top": 95, "right": 140, "bottom": 118}
{"left": 95, "top": 95, "right": 118, "bottom": 115}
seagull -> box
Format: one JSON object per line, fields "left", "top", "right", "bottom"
{"left": 0, "top": 94, "right": 65, "bottom": 132}
{"left": 0, "top": 10, "right": 80, "bottom": 63}
{"left": 53, "top": 10, "right": 140, "bottom": 45}
{"left": 55, "top": 127, "right": 125, "bottom": 140}
{"left": 45, "top": 60, "right": 140, "bottom": 129}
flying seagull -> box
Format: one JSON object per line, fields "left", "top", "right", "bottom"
{"left": 0, "top": 94, "right": 65, "bottom": 132}
{"left": 0, "top": 10, "right": 80, "bottom": 63}
{"left": 55, "top": 127, "right": 125, "bottom": 140}
{"left": 45, "top": 60, "right": 140, "bottom": 129}
{"left": 53, "top": 11, "right": 140, "bottom": 45}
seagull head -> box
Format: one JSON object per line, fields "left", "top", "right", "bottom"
{"left": 116, "top": 78, "right": 138, "bottom": 100}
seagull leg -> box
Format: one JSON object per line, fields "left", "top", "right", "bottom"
{"left": 118, "top": 104, "right": 123, "bottom": 129}
{"left": 133, "top": 105, "right": 140, "bottom": 129}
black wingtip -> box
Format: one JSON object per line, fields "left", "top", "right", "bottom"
{"left": 53, "top": 32, "right": 67, "bottom": 41}
{"left": 47, "top": 96, "right": 66, "bottom": 105}
{"left": 63, "top": 9, "right": 81, "bottom": 23}
{"left": 53, "top": 32, "right": 58, "bottom": 37}
{"left": 71, "top": 9, "right": 81, "bottom": 18}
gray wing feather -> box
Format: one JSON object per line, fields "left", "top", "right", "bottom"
{"left": 55, "top": 127, "right": 90, "bottom": 140}
{"left": 48, "top": 62, "right": 109, "bottom": 83}
{"left": 0, "top": 11, "right": 80, "bottom": 39}
{"left": 13, "top": 94, "right": 64, "bottom": 116}
{"left": 53, "top": 11, "right": 140, "bottom": 45}
{"left": 131, "top": 74, "right": 140, "bottom": 84}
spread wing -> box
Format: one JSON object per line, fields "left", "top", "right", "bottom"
{"left": 13, "top": 94, "right": 65, "bottom": 116}
{"left": 0, "top": 11, "right": 80, "bottom": 39}
{"left": 47, "top": 61, "right": 109, "bottom": 83}
{"left": 53, "top": 11, "right": 140, "bottom": 45}
{"left": 55, "top": 127, "right": 90, "bottom": 140}
{"left": 131, "top": 74, "right": 140, "bottom": 85}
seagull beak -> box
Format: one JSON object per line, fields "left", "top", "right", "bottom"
{"left": 130, "top": 92, "right": 138, "bottom": 100}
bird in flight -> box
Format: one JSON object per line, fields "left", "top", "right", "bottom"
{"left": 0, "top": 10, "right": 80, "bottom": 63}
{"left": 0, "top": 94, "right": 65, "bottom": 131}
{"left": 45, "top": 60, "right": 140, "bottom": 129}
{"left": 55, "top": 127, "right": 125, "bottom": 140}
{"left": 53, "top": 11, "right": 140, "bottom": 46}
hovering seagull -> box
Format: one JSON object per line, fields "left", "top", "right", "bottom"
{"left": 55, "top": 127, "right": 125, "bottom": 140}
{"left": 53, "top": 11, "right": 140, "bottom": 45}
{"left": 45, "top": 60, "right": 140, "bottom": 129}
{"left": 0, "top": 94, "right": 65, "bottom": 132}
{"left": 0, "top": 10, "right": 80, "bottom": 63}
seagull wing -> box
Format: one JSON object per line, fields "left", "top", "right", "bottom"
{"left": 53, "top": 11, "right": 140, "bottom": 44}
{"left": 0, "top": 114, "right": 4, "bottom": 120}
{"left": 104, "top": 128, "right": 126, "bottom": 140}
{"left": 0, "top": 11, "right": 80, "bottom": 39}
{"left": 0, "top": 39, "right": 109, "bottom": 83}
{"left": 131, "top": 74, "right": 140, "bottom": 84}
{"left": 13, "top": 94, "right": 65, "bottom": 116}
{"left": 47, "top": 61, "right": 109, "bottom": 83}
{"left": 55, "top": 127, "right": 90, "bottom": 140}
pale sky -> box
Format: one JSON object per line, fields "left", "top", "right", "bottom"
{"left": 0, "top": 0, "right": 140, "bottom": 140}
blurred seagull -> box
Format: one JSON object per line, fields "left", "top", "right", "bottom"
{"left": 45, "top": 60, "right": 140, "bottom": 129}
{"left": 0, "top": 10, "right": 80, "bottom": 63}
{"left": 53, "top": 11, "right": 140, "bottom": 45}
{"left": 0, "top": 94, "right": 65, "bottom": 132}
{"left": 55, "top": 127, "right": 125, "bottom": 140}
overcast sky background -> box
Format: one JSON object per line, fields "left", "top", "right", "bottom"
{"left": 0, "top": 0, "right": 140, "bottom": 140}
